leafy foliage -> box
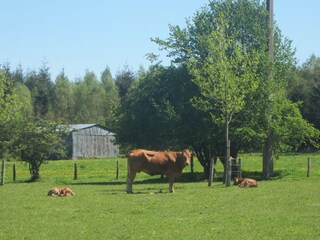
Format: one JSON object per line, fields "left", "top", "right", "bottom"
{"left": 152, "top": 0, "right": 319, "bottom": 176}
{"left": 0, "top": 70, "right": 23, "bottom": 158}
{"left": 14, "top": 118, "right": 68, "bottom": 181}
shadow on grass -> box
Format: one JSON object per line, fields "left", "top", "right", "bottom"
{"left": 70, "top": 172, "right": 206, "bottom": 186}
{"left": 70, "top": 170, "right": 288, "bottom": 188}
{"left": 240, "top": 170, "right": 288, "bottom": 181}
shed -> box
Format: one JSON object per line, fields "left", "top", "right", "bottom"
{"left": 68, "top": 124, "right": 119, "bottom": 159}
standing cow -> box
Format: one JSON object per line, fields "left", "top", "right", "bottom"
{"left": 126, "top": 149, "right": 191, "bottom": 193}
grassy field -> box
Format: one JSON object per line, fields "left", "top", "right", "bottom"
{"left": 0, "top": 153, "right": 320, "bottom": 239}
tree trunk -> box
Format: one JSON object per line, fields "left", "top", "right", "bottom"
{"left": 193, "top": 145, "right": 215, "bottom": 179}
{"left": 263, "top": 0, "right": 274, "bottom": 180}
{"left": 263, "top": 131, "right": 274, "bottom": 180}
{"left": 29, "top": 162, "right": 40, "bottom": 181}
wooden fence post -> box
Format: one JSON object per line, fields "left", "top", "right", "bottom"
{"left": 208, "top": 157, "right": 214, "bottom": 187}
{"left": 74, "top": 163, "right": 78, "bottom": 180}
{"left": 238, "top": 158, "right": 242, "bottom": 178}
{"left": 1, "top": 160, "right": 5, "bottom": 186}
{"left": 13, "top": 164, "right": 16, "bottom": 182}
{"left": 226, "top": 159, "right": 231, "bottom": 187}
{"left": 116, "top": 161, "right": 119, "bottom": 180}
{"left": 307, "top": 157, "right": 311, "bottom": 177}
{"left": 190, "top": 155, "right": 194, "bottom": 174}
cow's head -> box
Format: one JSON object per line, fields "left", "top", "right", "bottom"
{"left": 233, "top": 177, "right": 244, "bottom": 186}
{"left": 179, "top": 149, "right": 192, "bottom": 167}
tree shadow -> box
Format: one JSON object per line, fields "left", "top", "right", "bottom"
{"left": 237, "top": 170, "right": 285, "bottom": 181}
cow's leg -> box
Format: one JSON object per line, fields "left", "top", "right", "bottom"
{"left": 126, "top": 171, "right": 136, "bottom": 193}
{"left": 168, "top": 175, "right": 175, "bottom": 193}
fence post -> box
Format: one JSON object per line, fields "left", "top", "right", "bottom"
{"left": 74, "top": 163, "right": 78, "bottom": 180}
{"left": 307, "top": 157, "right": 311, "bottom": 177}
{"left": 226, "top": 159, "right": 231, "bottom": 187}
{"left": 13, "top": 164, "right": 16, "bottom": 182}
{"left": 208, "top": 157, "right": 215, "bottom": 187}
{"left": 238, "top": 158, "right": 242, "bottom": 178}
{"left": 1, "top": 160, "right": 5, "bottom": 186}
{"left": 116, "top": 161, "right": 119, "bottom": 180}
{"left": 190, "top": 155, "right": 194, "bottom": 174}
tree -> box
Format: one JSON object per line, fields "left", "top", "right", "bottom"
{"left": 115, "top": 65, "right": 136, "bottom": 104}
{"left": 115, "top": 64, "right": 220, "bottom": 176}
{"left": 52, "top": 70, "right": 75, "bottom": 122}
{"left": 289, "top": 55, "right": 320, "bottom": 130}
{"left": 116, "top": 65, "right": 189, "bottom": 150}
{"left": 188, "top": 13, "right": 260, "bottom": 178}
{"left": 15, "top": 83, "right": 33, "bottom": 119}
{"left": 153, "top": 0, "right": 270, "bottom": 172}
{"left": 73, "top": 71, "right": 106, "bottom": 124}
{"left": 14, "top": 118, "right": 67, "bottom": 181}
{"left": 25, "top": 62, "right": 53, "bottom": 118}
{"left": 101, "top": 66, "right": 120, "bottom": 130}
{"left": 153, "top": 0, "right": 318, "bottom": 177}
{"left": 0, "top": 70, "right": 23, "bottom": 158}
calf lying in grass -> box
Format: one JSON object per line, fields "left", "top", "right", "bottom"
{"left": 233, "top": 177, "right": 258, "bottom": 188}
{"left": 48, "top": 187, "right": 75, "bottom": 197}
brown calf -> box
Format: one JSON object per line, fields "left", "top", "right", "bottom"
{"left": 48, "top": 187, "right": 75, "bottom": 196}
{"left": 233, "top": 177, "right": 258, "bottom": 188}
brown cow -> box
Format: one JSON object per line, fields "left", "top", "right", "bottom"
{"left": 233, "top": 177, "right": 258, "bottom": 188}
{"left": 126, "top": 149, "right": 191, "bottom": 193}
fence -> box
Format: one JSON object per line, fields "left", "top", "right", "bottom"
{"left": 0, "top": 159, "right": 125, "bottom": 185}
{"left": 209, "top": 154, "right": 320, "bottom": 183}
{"left": 1, "top": 155, "right": 320, "bottom": 185}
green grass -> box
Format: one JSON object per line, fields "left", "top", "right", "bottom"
{"left": 1, "top": 153, "right": 320, "bottom": 239}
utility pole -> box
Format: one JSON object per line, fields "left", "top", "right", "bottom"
{"left": 263, "top": 0, "right": 274, "bottom": 180}
{"left": 267, "top": 0, "right": 274, "bottom": 60}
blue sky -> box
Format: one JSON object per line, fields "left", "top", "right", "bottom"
{"left": 1, "top": 0, "right": 319, "bottom": 81}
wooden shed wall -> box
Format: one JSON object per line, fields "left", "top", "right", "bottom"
{"left": 72, "top": 126, "right": 119, "bottom": 159}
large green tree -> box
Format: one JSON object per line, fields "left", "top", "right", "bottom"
{"left": 115, "top": 64, "right": 221, "bottom": 176}
{"left": 188, "top": 13, "right": 260, "bottom": 176}
{"left": 153, "top": 0, "right": 318, "bottom": 178}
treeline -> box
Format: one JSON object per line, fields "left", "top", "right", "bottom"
{"left": 288, "top": 54, "right": 320, "bottom": 130}
{"left": 1, "top": 49, "right": 320, "bottom": 152}
{"left": 0, "top": 62, "right": 138, "bottom": 130}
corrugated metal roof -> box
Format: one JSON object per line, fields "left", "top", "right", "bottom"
{"left": 69, "top": 124, "right": 97, "bottom": 131}
{"left": 67, "top": 124, "right": 114, "bottom": 135}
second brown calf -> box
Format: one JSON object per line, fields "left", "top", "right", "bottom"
{"left": 233, "top": 177, "right": 258, "bottom": 188}
{"left": 48, "top": 187, "right": 75, "bottom": 196}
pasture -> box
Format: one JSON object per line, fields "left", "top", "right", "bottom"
{"left": 0, "top": 153, "right": 320, "bottom": 239}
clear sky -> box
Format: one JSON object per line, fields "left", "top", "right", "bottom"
{"left": 1, "top": 0, "right": 319, "bottom": 81}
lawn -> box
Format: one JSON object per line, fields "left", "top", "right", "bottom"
{"left": 0, "top": 153, "right": 320, "bottom": 239}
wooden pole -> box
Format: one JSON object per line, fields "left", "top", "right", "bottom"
{"left": 13, "top": 164, "right": 16, "bottom": 182}
{"left": 208, "top": 157, "right": 215, "bottom": 187}
{"left": 238, "top": 158, "right": 242, "bottom": 178}
{"left": 116, "top": 161, "right": 119, "bottom": 180}
{"left": 307, "top": 158, "right": 311, "bottom": 177}
{"left": 190, "top": 155, "right": 194, "bottom": 174}
{"left": 1, "top": 160, "right": 5, "bottom": 186}
{"left": 226, "top": 159, "right": 231, "bottom": 187}
{"left": 74, "top": 163, "right": 78, "bottom": 180}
